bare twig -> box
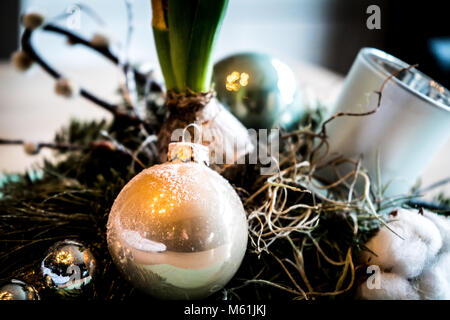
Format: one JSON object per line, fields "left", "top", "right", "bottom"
{"left": 20, "top": 23, "right": 163, "bottom": 126}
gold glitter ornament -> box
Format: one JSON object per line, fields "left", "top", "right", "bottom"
{"left": 107, "top": 142, "right": 248, "bottom": 299}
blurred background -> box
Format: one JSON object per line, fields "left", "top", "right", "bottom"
{"left": 2, "top": 0, "right": 449, "bottom": 83}
{"left": 0, "top": 0, "right": 449, "bottom": 193}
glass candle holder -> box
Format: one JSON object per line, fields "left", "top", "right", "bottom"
{"left": 323, "top": 48, "right": 450, "bottom": 197}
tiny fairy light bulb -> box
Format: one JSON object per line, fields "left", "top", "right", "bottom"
{"left": 107, "top": 140, "right": 248, "bottom": 299}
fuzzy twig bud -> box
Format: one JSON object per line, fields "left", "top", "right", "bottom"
{"left": 23, "top": 141, "right": 40, "bottom": 155}
{"left": 54, "top": 78, "right": 80, "bottom": 99}
{"left": 90, "top": 33, "right": 110, "bottom": 48}
{"left": 21, "top": 12, "right": 45, "bottom": 30}
{"left": 11, "top": 51, "right": 34, "bottom": 72}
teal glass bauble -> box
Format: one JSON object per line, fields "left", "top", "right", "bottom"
{"left": 213, "top": 52, "right": 303, "bottom": 130}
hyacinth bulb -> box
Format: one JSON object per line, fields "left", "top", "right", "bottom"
{"left": 107, "top": 142, "right": 248, "bottom": 299}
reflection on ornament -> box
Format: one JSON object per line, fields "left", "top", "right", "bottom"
{"left": 107, "top": 142, "right": 248, "bottom": 300}
{"left": 214, "top": 52, "right": 303, "bottom": 130}
{"left": 41, "top": 240, "right": 96, "bottom": 293}
{"left": 0, "top": 279, "right": 40, "bottom": 300}
{"left": 55, "top": 250, "right": 74, "bottom": 264}
{"left": 226, "top": 71, "right": 249, "bottom": 91}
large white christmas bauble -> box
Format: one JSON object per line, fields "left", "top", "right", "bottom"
{"left": 107, "top": 143, "right": 248, "bottom": 299}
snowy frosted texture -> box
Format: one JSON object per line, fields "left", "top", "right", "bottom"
{"left": 358, "top": 208, "right": 450, "bottom": 300}
{"left": 106, "top": 162, "right": 248, "bottom": 299}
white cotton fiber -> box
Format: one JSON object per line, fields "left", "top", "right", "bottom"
{"left": 423, "top": 210, "right": 450, "bottom": 252}
{"left": 361, "top": 208, "right": 442, "bottom": 278}
{"left": 417, "top": 253, "right": 450, "bottom": 300}
{"left": 358, "top": 272, "right": 420, "bottom": 300}
{"left": 439, "top": 252, "right": 450, "bottom": 284}
{"left": 358, "top": 208, "right": 450, "bottom": 300}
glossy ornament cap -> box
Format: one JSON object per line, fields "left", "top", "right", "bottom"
{"left": 107, "top": 142, "right": 248, "bottom": 299}
{"left": 168, "top": 142, "right": 209, "bottom": 165}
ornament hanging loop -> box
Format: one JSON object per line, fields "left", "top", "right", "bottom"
{"left": 182, "top": 123, "right": 203, "bottom": 145}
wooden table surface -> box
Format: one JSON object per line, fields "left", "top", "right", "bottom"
{"left": 1, "top": 61, "right": 449, "bottom": 197}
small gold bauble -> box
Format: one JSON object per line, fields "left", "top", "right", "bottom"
{"left": 0, "top": 279, "right": 40, "bottom": 300}
{"left": 107, "top": 143, "right": 248, "bottom": 299}
{"left": 41, "top": 240, "right": 96, "bottom": 293}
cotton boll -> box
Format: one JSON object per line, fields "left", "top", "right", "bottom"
{"left": 360, "top": 226, "right": 405, "bottom": 271}
{"left": 361, "top": 226, "right": 428, "bottom": 278}
{"left": 438, "top": 253, "right": 450, "bottom": 286}
{"left": 394, "top": 209, "right": 443, "bottom": 257}
{"left": 359, "top": 208, "right": 450, "bottom": 300}
{"left": 417, "top": 255, "right": 450, "bottom": 300}
{"left": 361, "top": 208, "right": 442, "bottom": 278}
{"left": 358, "top": 272, "right": 420, "bottom": 300}
{"left": 432, "top": 253, "right": 450, "bottom": 284}
{"left": 423, "top": 210, "right": 450, "bottom": 252}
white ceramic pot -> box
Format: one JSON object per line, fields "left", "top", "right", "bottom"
{"left": 323, "top": 48, "right": 450, "bottom": 197}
